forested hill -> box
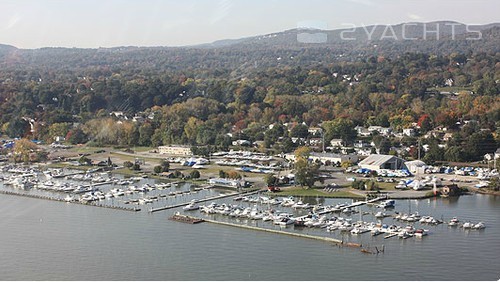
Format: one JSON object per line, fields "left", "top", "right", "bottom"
{"left": 0, "top": 22, "right": 499, "bottom": 162}
{"left": 0, "top": 22, "right": 499, "bottom": 72}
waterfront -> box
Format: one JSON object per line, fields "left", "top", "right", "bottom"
{"left": 0, "top": 174, "right": 499, "bottom": 280}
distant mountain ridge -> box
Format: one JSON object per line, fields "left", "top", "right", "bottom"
{"left": 199, "top": 21, "right": 500, "bottom": 48}
{"left": 0, "top": 21, "right": 499, "bottom": 71}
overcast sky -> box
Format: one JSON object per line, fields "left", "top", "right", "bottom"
{"left": 1, "top": 0, "right": 498, "bottom": 49}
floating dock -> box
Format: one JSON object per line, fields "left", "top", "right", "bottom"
{"left": 149, "top": 190, "right": 261, "bottom": 213}
{"left": 203, "top": 218, "right": 343, "bottom": 244}
{"left": 0, "top": 189, "right": 140, "bottom": 212}
{"left": 169, "top": 213, "right": 205, "bottom": 224}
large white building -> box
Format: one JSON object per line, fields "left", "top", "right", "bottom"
{"left": 158, "top": 145, "right": 192, "bottom": 156}
{"left": 284, "top": 152, "right": 358, "bottom": 165}
{"left": 358, "top": 154, "right": 407, "bottom": 171}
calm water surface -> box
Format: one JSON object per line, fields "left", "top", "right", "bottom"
{"left": 0, "top": 179, "right": 499, "bottom": 281}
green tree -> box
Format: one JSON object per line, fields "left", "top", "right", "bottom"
{"left": 154, "top": 165, "right": 163, "bottom": 174}
{"left": 323, "top": 118, "right": 357, "bottom": 145}
{"left": 264, "top": 174, "right": 278, "bottom": 186}
{"left": 294, "top": 146, "right": 320, "bottom": 189}
{"left": 138, "top": 123, "right": 153, "bottom": 146}
{"left": 219, "top": 170, "right": 227, "bottom": 178}
{"left": 290, "top": 124, "right": 309, "bottom": 138}
{"left": 190, "top": 170, "right": 201, "bottom": 179}
{"left": 48, "top": 122, "right": 71, "bottom": 141}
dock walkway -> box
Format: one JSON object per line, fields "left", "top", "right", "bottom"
{"left": 0, "top": 189, "right": 140, "bottom": 212}
{"left": 203, "top": 218, "right": 343, "bottom": 244}
{"left": 149, "top": 189, "right": 262, "bottom": 213}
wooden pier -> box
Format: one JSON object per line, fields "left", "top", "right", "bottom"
{"left": 52, "top": 171, "right": 86, "bottom": 178}
{"left": 203, "top": 218, "right": 343, "bottom": 244}
{"left": 149, "top": 190, "right": 262, "bottom": 213}
{"left": 384, "top": 233, "right": 399, "bottom": 239}
{"left": 169, "top": 213, "right": 205, "bottom": 224}
{"left": 0, "top": 189, "right": 140, "bottom": 212}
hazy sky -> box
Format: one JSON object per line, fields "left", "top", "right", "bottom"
{"left": 1, "top": 0, "right": 498, "bottom": 49}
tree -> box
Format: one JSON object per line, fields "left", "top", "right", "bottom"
{"left": 67, "top": 127, "right": 88, "bottom": 144}
{"left": 78, "top": 156, "right": 91, "bottom": 166}
{"left": 190, "top": 170, "right": 201, "bottom": 179}
{"left": 154, "top": 165, "right": 163, "bottom": 174}
{"left": 48, "top": 123, "right": 71, "bottom": 142}
{"left": 322, "top": 118, "right": 357, "bottom": 145}
{"left": 422, "top": 141, "right": 444, "bottom": 164}
{"left": 132, "top": 163, "right": 141, "bottom": 171}
{"left": 123, "top": 161, "right": 133, "bottom": 168}
{"left": 138, "top": 123, "right": 153, "bottom": 146}
{"left": 378, "top": 138, "right": 391, "bottom": 154}
{"left": 159, "top": 160, "right": 170, "bottom": 172}
{"left": 293, "top": 146, "right": 320, "bottom": 189}
{"left": 264, "top": 174, "right": 278, "bottom": 187}
{"left": 6, "top": 119, "right": 30, "bottom": 138}
{"left": 219, "top": 170, "right": 227, "bottom": 178}
{"left": 13, "top": 139, "right": 39, "bottom": 163}
{"left": 290, "top": 124, "right": 309, "bottom": 138}
{"left": 226, "top": 170, "right": 242, "bottom": 180}
{"left": 417, "top": 114, "right": 433, "bottom": 133}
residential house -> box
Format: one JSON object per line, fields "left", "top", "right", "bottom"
{"left": 330, "top": 139, "right": 343, "bottom": 147}
{"left": 403, "top": 128, "right": 416, "bottom": 137}
{"left": 368, "top": 126, "right": 393, "bottom": 136}
{"left": 232, "top": 140, "right": 252, "bottom": 146}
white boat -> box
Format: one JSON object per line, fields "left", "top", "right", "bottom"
{"left": 448, "top": 217, "right": 459, "bottom": 226}
{"left": 375, "top": 211, "right": 386, "bottom": 218}
{"left": 183, "top": 200, "right": 199, "bottom": 211}
{"left": 351, "top": 227, "right": 368, "bottom": 235}
{"left": 473, "top": 222, "right": 485, "bottom": 230}
{"left": 338, "top": 223, "right": 353, "bottom": 232}
{"left": 414, "top": 229, "right": 428, "bottom": 238}
{"left": 277, "top": 217, "right": 295, "bottom": 226}
{"left": 64, "top": 195, "right": 75, "bottom": 202}
{"left": 462, "top": 222, "right": 474, "bottom": 229}
{"left": 371, "top": 228, "right": 382, "bottom": 236}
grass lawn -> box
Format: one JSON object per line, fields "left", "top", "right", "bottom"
{"left": 376, "top": 182, "right": 397, "bottom": 191}
{"left": 109, "top": 152, "right": 164, "bottom": 164}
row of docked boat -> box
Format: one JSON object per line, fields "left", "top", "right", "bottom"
{"left": 234, "top": 195, "right": 368, "bottom": 215}
{"left": 192, "top": 200, "right": 429, "bottom": 239}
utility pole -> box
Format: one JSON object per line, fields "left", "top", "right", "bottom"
{"left": 321, "top": 128, "right": 325, "bottom": 153}
{"left": 418, "top": 138, "right": 421, "bottom": 160}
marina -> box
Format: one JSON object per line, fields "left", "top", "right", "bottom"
{"left": 0, "top": 164, "right": 498, "bottom": 280}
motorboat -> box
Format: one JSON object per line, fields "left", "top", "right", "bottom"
{"left": 183, "top": 200, "right": 199, "bottom": 211}
{"left": 448, "top": 217, "right": 460, "bottom": 226}
{"left": 64, "top": 195, "right": 75, "bottom": 202}
{"left": 277, "top": 217, "right": 295, "bottom": 226}
{"left": 462, "top": 222, "right": 474, "bottom": 229}
{"left": 375, "top": 211, "right": 386, "bottom": 218}
{"left": 473, "top": 222, "right": 485, "bottom": 230}
{"left": 414, "top": 229, "right": 428, "bottom": 238}
{"left": 371, "top": 228, "right": 382, "bottom": 236}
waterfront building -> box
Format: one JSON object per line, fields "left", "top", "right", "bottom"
{"left": 358, "top": 154, "right": 407, "bottom": 171}
{"left": 158, "top": 145, "right": 192, "bottom": 156}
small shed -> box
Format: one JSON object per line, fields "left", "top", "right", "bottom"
{"left": 441, "top": 184, "right": 460, "bottom": 197}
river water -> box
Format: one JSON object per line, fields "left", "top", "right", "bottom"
{"left": 0, "top": 175, "right": 499, "bottom": 281}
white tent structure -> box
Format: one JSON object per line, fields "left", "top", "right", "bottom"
{"left": 405, "top": 160, "right": 427, "bottom": 174}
